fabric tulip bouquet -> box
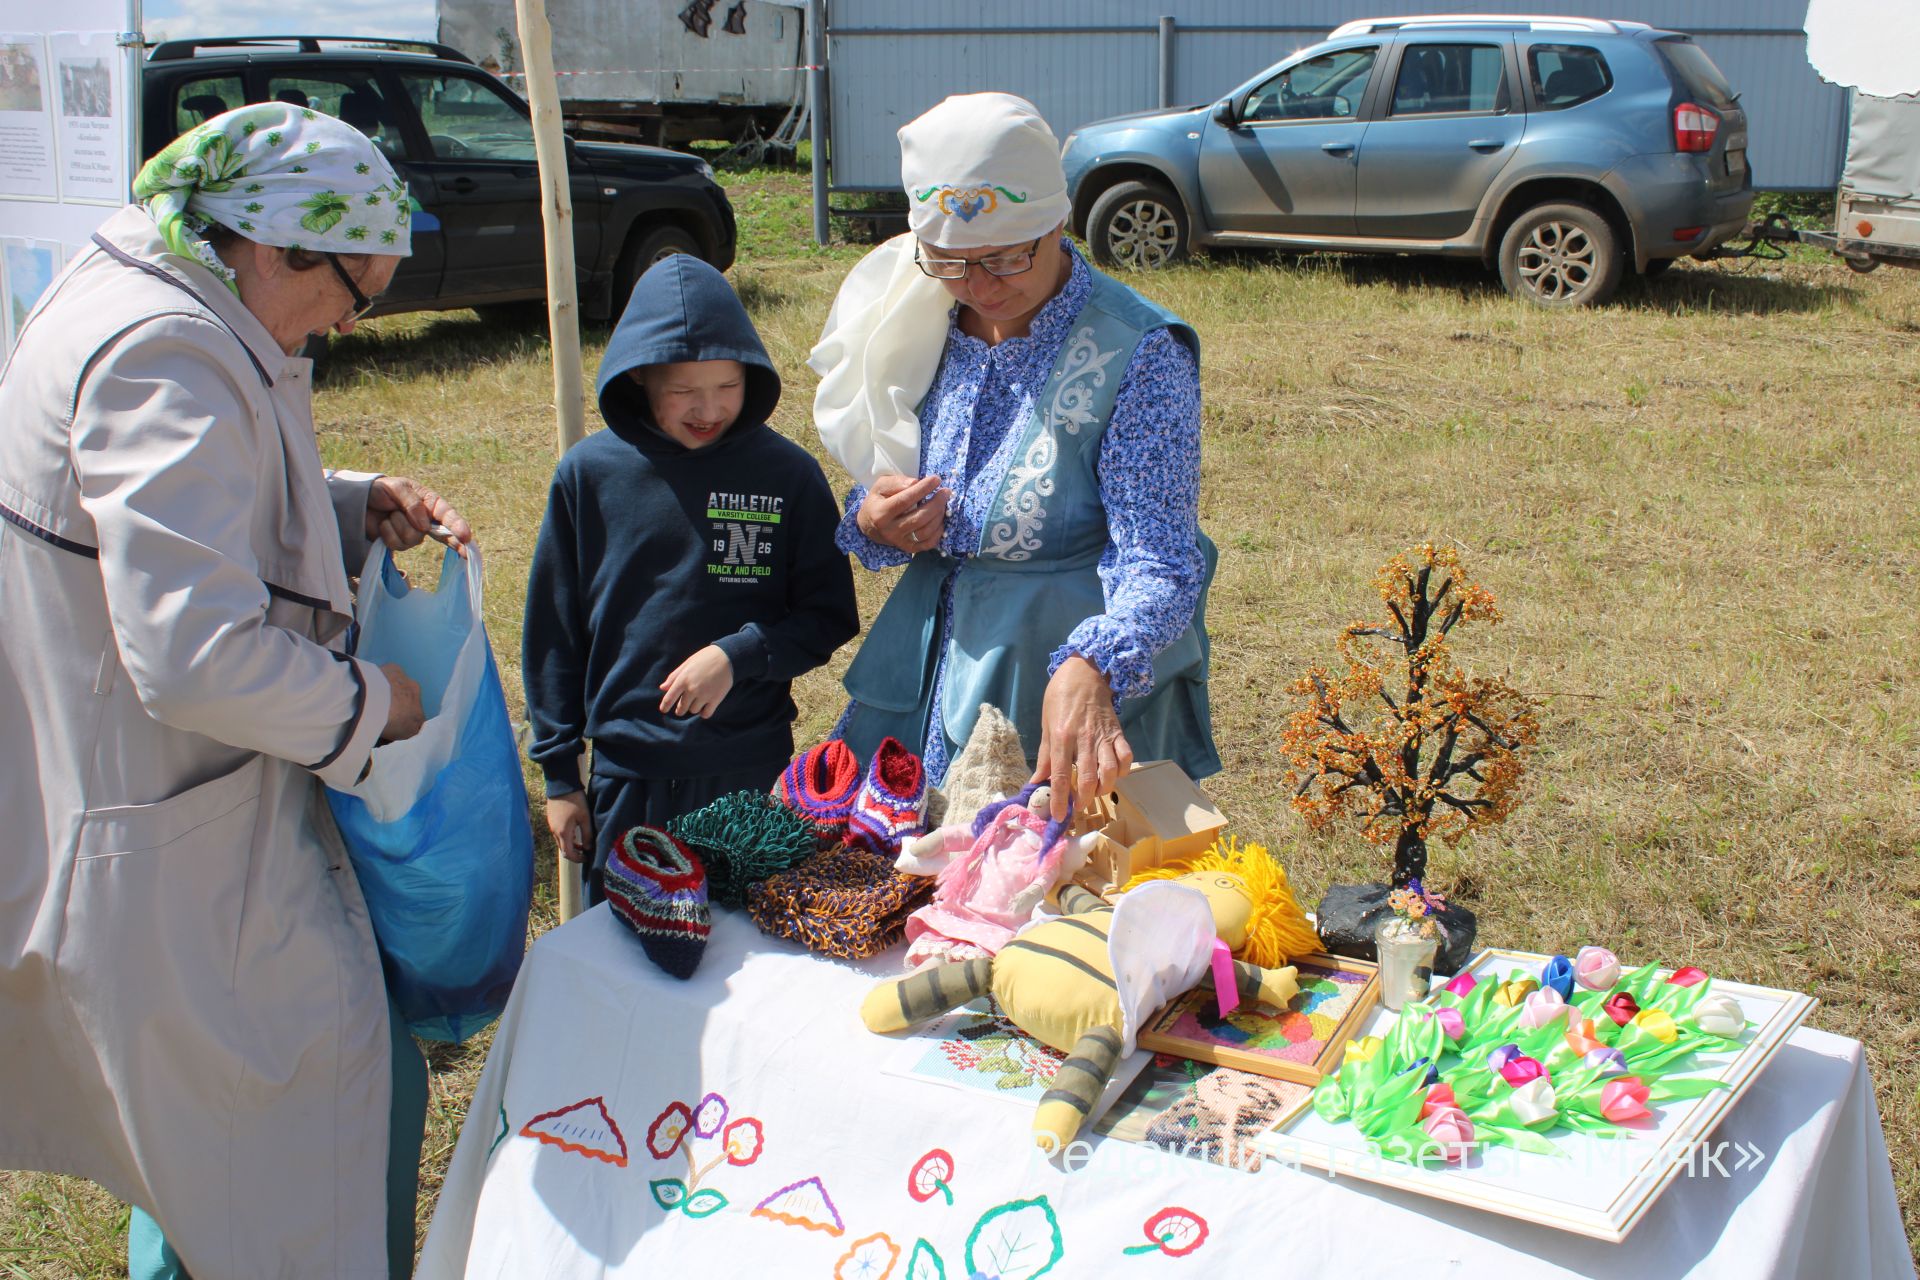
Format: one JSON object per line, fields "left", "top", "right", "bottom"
{"left": 1310, "top": 947, "right": 1750, "bottom": 1166}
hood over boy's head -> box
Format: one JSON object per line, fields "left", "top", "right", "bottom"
{"left": 596, "top": 254, "right": 781, "bottom": 449}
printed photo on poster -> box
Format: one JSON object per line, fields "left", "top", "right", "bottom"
{"left": 0, "top": 35, "right": 58, "bottom": 201}
{"left": 4, "top": 237, "right": 60, "bottom": 351}
{"left": 50, "top": 31, "right": 123, "bottom": 205}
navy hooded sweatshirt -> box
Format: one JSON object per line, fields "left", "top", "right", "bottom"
{"left": 522, "top": 255, "right": 859, "bottom": 793}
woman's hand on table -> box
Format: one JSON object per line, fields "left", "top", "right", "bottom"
{"left": 367, "top": 476, "right": 475, "bottom": 556}
{"left": 546, "top": 791, "right": 594, "bottom": 864}
{"left": 857, "top": 473, "right": 951, "bottom": 554}
{"left": 1030, "top": 655, "right": 1133, "bottom": 822}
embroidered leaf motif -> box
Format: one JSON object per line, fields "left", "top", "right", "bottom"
{"left": 354, "top": 161, "right": 371, "bottom": 174}
{"left": 682, "top": 1188, "right": 728, "bottom": 1219}
{"left": 265, "top": 130, "right": 283, "bottom": 146}
{"left": 304, "top": 139, "right": 321, "bottom": 153}
{"left": 964, "top": 1196, "right": 1063, "bottom": 1280}
{"left": 649, "top": 1177, "right": 688, "bottom": 1212}
{"left": 906, "top": 1240, "right": 946, "bottom": 1280}
{"left": 380, "top": 229, "right": 397, "bottom": 245}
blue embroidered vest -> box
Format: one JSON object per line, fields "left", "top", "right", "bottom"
{"left": 841, "top": 267, "right": 1220, "bottom": 782}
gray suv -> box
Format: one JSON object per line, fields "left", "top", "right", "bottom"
{"left": 1062, "top": 15, "right": 1753, "bottom": 306}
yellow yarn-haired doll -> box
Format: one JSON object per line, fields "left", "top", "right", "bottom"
{"left": 861, "top": 839, "right": 1320, "bottom": 1152}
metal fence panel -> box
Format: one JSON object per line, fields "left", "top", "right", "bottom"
{"left": 826, "top": 0, "right": 1843, "bottom": 190}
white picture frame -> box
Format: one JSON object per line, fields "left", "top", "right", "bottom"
{"left": 1252, "top": 947, "right": 1817, "bottom": 1242}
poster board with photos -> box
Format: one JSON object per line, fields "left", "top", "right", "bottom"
{"left": 0, "top": 0, "right": 139, "bottom": 356}
{"left": 1252, "top": 948, "right": 1817, "bottom": 1242}
{"left": 1137, "top": 952, "right": 1379, "bottom": 1085}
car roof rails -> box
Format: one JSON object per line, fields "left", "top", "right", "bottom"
{"left": 147, "top": 35, "right": 474, "bottom": 64}
{"left": 1328, "top": 15, "right": 1649, "bottom": 38}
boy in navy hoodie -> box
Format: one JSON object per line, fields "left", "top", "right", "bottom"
{"left": 523, "top": 255, "right": 859, "bottom": 904}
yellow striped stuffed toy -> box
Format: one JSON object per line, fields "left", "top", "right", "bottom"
{"left": 861, "top": 840, "right": 1320, "bottom": 1152}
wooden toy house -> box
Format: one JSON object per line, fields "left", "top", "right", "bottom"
{"left": 1072, "top": 760, "right": 1227, "bottom": 895}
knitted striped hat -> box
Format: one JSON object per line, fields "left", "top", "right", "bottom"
{"left": 745, "top": 844, "right": 934, "bottom": 960}
{"left": 772, "top": 740, "right": 863, "bottom": 846}
{"left": 604, "top": 826, "right": 710, "bottom": 980}
{"left": 848, "top": 736, "right": 927, "bottom": 859}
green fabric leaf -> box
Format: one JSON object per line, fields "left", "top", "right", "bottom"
{"left": 648, "top": 1178, "right": 688, "bottom": 1212}
{"left": 297, "top": 192, "right": 349, "bottom": 233}
{"left": 1647, "top": 1076, "right": 1729, "bottom": 1103}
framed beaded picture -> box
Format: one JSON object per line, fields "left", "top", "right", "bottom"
{"left": 1136, "top": 953, "right": 1380, "bottom": 1085}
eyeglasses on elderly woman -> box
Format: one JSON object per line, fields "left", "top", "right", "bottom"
{"left": 324, "top": 252, "right": 378, "bottom": 322}
{"left": 913, "top": 235, "right": 1045, "bottom": 280}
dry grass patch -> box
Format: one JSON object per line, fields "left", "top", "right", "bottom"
{"left": 5, "top": 213, "right": 1916, "bottom": 1269}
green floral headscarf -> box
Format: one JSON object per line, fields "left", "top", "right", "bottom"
{"left": 133, "top": 101, "right": 412, "bottom": 294}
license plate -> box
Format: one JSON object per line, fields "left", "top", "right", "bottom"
{"left": 1726, "top": 147, "right": 1746, "bottom": 177}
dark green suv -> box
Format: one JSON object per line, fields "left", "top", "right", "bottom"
{"left": 142, "top": 35, "right": 737, "bottom": 321}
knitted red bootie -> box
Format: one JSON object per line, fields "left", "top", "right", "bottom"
{"left": 847, "top": 736, "right": 927, "bottom": 859}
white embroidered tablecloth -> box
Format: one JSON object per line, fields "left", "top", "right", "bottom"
{"left": 418, "top": 906, "right": 1913, "bottom": 1279}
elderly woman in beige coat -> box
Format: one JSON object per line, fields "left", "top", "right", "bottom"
{"left": 0, "top": 103, "right": 470, "bottom": 1278}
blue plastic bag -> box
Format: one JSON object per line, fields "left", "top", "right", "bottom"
{"left": 326, "top": 544, "right": 533, "bottom": 1042}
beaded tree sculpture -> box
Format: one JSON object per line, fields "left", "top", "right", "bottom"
{"left": 1281, "top": 544, "right": 1539, "bottom": 888}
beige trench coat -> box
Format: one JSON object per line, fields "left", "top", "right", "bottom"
{"left": 0, "top": 206, "right": 398, "bottom": 1278}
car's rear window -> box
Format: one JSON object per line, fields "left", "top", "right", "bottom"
{"left": 1658, "top": 38, "right": 1737, "bottom": 109}
{"left": 1528, "top": 45, "right": 1611, "bottom": 110}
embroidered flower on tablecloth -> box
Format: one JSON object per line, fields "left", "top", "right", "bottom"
{"left": 646, "top": 1101, "right": 693, "bottom": 1160}
{"left": 907, "top": 1149, "right": 956, "bottom": 1205}
{"left": 835, "top": 1232, "right": 901, "bottom": 1279}
{"left": 723, "top": 1116, "right": 764, "bottom": 1166}
{"left": 691, "top": 1092, "right": 730, "bottom": 1138}
{"left": 1123, "top": 1206, "right": 1209, "bottom": 1258}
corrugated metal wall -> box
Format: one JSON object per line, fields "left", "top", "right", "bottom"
{"left": 826, "top": 1, "right": 1844, "bottom": 191}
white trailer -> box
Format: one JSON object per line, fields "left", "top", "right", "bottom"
{"left": 436, "top": 0, "right": 808, "bottom": 146}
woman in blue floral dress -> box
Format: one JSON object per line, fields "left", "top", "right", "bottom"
{"left": 812, "top": 92, "right": 1217, "bottom": 822}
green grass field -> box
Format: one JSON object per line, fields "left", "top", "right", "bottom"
{"left": 4, "top": 159, "right": 1917, "bottom": 1273}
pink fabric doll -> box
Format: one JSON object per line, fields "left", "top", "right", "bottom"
{"left": 901, "top": 783, "right": 1090, "bottom": 969}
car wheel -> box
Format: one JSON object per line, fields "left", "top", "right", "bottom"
{"left": 1087, "top": 179, "right": 1188, "bottom": 271}
{"left": 614, "top": 223, "right": 704, "bottom": 315}
{"left": 1497, "top": 202, "right": 1622, "bottom": 307}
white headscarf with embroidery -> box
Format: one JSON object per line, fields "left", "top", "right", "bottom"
{"left": 809, "top": 93, "right": 1069, "bottom": 488}
{"left": 133, "top": 101, "right": 412, "bottom": 294}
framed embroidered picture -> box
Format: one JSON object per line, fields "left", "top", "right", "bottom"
{"left": 1136, "top": 953, "right": 1380, "bottom": 1085}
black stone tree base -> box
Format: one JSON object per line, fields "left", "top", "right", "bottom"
{"left": 1313, "top": 881, "right": 1479, "bottom": 977}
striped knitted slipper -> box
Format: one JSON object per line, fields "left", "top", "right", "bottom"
{"left": 847, "top": 736, "right": 927, "bottom": 859}
{"left": 772, "top": 740, "right": 862, "bottom": 847}
{"left": 603, "top": 826, "right": 710, "bottom": 980}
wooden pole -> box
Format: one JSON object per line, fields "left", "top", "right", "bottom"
{"left": 807, "top": 0, "right": 828, "bottom": 246}
{"left": 513, "top": 0, "right": 587, "bottom": 922}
